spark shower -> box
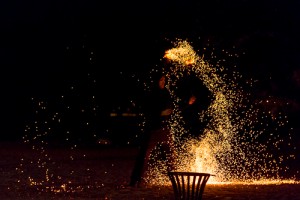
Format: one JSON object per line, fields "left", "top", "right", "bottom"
{"left": 18, "top": 38, "right": 297, "bottom": 194}
{"left": 145, "top": 39, "right": 296, "bottom": 185}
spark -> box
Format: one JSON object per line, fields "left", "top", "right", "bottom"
{"left": 144, "top": 39, "right": 296, "bottom": 186}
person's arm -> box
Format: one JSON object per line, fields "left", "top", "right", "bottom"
{"left": 188, "top": 95, "right": 196, "bottom": 105}
{"left": 181, "top": 95, "right": 197, "bottom": 112}
{"left": 161, "top": 108, "right": 172, "bottom": 116}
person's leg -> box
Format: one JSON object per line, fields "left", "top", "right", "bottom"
{"left": 129, "top": 133, "right": 151, "bottom": 186}
{"left": 138, "top": 128, "right": 177, "bottom": 185}
{"left": 138, "top": 129, "right": 164, "bottom": 185}
{"left": 161, "top": 129, "right": 177, "bottom": 172}
{"left": 160, "top": 141, "right": 177, "bottom": 173}
{"left": 167, "top": 143, "right": 177, "bottom": 172}
{"left": 139, "top": 141, "right": 157, "bottom": 183}
{"left": 129, "top": 145, "right": 148, "bottom": 186}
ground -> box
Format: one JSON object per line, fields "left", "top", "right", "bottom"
{"left": 1, "top": 141, "right": 300, "bottom": 200}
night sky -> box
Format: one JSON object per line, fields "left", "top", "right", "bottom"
{"left": 1, "top": 0, "right": 300, "bottom": 141}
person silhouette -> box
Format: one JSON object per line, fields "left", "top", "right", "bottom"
{"left": 177, "top": 74, "right": 212, "bottom": 140}
{"left": 129, "top": 74, "right": 175, "bottom": 187}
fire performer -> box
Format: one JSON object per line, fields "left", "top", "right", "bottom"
{"left": 129, "top": 74, "right": 175, "bottom": 187}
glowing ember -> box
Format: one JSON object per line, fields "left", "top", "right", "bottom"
{"left": 17, "top": 38, "right": 298, "bottom": 195}
{"left": 144, "top": 39, "right": 297, "bottom": 185}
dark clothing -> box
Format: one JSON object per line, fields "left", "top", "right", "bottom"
{"left": 129, "top": 127, "right": 175, "bottom": 186}
{"left": 177, "top": 75, "right": 212, "bottom": 139}
{"left": 181, "top": 101, "right": 209, "bottom": 139}
{"left": 143, "top": 87, "right": 173, "bottom": 130}
{"left": 130, "top": 86, "right": 174, "bottom": 186}
{"left": 182, "top": 102, "right": 200, "bottom": 137}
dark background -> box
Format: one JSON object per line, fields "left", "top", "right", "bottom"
{"left": 1, "top": 0, "right": 300, "bottom": 142}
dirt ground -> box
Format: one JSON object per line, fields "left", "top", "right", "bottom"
{"left": 1, "top": 141, "right": 300, "bottom": 200}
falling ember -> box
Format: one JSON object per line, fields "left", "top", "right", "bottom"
{"left": 17, "top": 74, "right": 108, "bottom": 194}
{"left": 17, "top": 38, "right": 299, "bottom": 196}
{"left": 145, "top": 39, "right": 297, "bottom": 185}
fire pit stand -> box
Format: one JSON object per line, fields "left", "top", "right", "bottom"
{"left": 167, "top": 171, "right": 212, "bottom": 200}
